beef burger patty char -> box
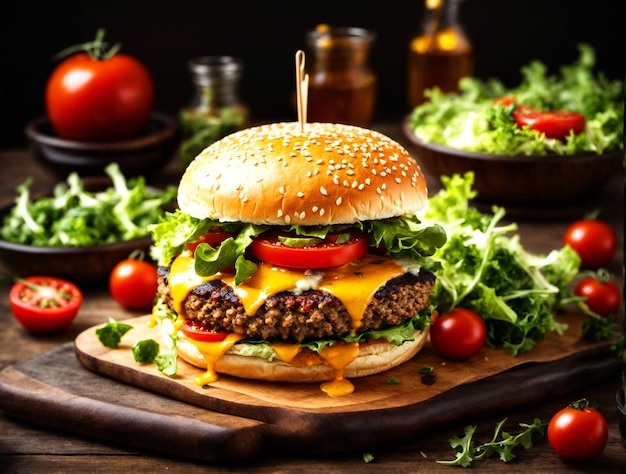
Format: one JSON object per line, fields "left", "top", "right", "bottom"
{"left": 157, "top": 266, "right": 435, "bottom": 342}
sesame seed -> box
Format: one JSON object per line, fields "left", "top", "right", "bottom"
{"left": 277, "top": 210, "right": 283, "bottom": 217}
{"left": 297, "top": 192, "right": 305, "bottom": 198}
{"left": 279, "top": 186, "right": 286, "bottom": 195}
{"left": 320, "top": 186, "right": 328, "bottom": 196}
{"left": 336, "top": 197, "right": 342, "bottom": 206}
{"left": 319, "top": 208, "right": 325, "bottom": 216}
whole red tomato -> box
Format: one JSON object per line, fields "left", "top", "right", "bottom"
{"left": 547, "top": 399, "right": 608, "bottom": 461}
{"left": 563, "top": 219, "right": 617, "bottom": 269}
{"left": 9, "top": 276, "right": 83, "bottom": 333}
{"left": 574, "top": 272, "right": 621, "bottom": 317}
{"left": 45, "top": 29, "right": 154, "bottom": 141}
{"left": 429, "top": 308, "right": 487, "bottom": 360}
{"left": 109, "top": 258, "right": 158, "bottom": 311}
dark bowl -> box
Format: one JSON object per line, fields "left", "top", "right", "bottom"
{"left": 0, "top": 177, "right": 164, "bottom": 285}
{"left": 25, "top": 113, "right": 180, "bottom": 180}
{"left": 402, "top": 115, "right": 623, "bottom": 205}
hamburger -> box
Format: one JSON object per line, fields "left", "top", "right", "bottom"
{"left": 149, "top": 121, "right": 446, "bottom": 397}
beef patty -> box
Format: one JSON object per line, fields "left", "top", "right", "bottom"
{"left": 157, "top": 266, "right": 435, "bottom": 342}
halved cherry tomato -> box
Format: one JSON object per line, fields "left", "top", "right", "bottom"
{"left": 109, "top": 258, "right": 158, "bottom": 311}
{"left": 249, "top": 231, "right": 368, "bottom": 269}
{"left": 512, "top": 108, "right": 585, "bottom": 140}
{"left": 9, "top": 276, "right": 83, "bottom": 333}
{"left": 574, "top": 272, "right": 621, "bottom": 317}
{"left": 429, "top": 308, "right": 487, "bottom": 360}
{"left": 180, "top": 320, "right": 228, "bottom": 342}
{"left": 185, "top": 230, "right": 235, "bottom": 254}
{"left": 548, "top": 399, "right": 608, "bottom": 461}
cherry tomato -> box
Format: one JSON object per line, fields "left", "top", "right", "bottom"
{"left": 513, "top": 108, "right": 585, "bottom": 140}
{"left": 109, "top": 258, "right": 158, "bottom": 311}
{"left": 574, "top": 273, "right": 621, "bottom": 316}
{"left": 548, "top": 399, "right": 608, "bottom": 461}
{"left": 185, "top": 230, "right": 235, "bottom": 254}
{"left": 9, "top": 276, "right": 83, "bottom": 333}
{"left": 180, "top": 320, "right": 228, "bottom": 342}
{"left": 563, "top": 219, "right": 617, "bottom": 269}
{"left": 429, "top": 308, "right": 487, "bottom": 360}
{"left": 45, "top": 30, "right": 154, "bottom": 141}
{"left": 249, "top": 232, "right": 368, "bottom": 269}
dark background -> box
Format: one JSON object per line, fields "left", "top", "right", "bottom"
{"left": 1, "top": 0, "right": 623, "bottom": 151}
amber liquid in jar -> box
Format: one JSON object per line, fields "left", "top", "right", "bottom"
{"left": 307, "top": 75, "right": 376, "bottom": 127}
{"left": 407, "top": 0, "right": 473, "bottom": 108}
{"left": 306, "top": 25, "right": 377, "bottom": 127}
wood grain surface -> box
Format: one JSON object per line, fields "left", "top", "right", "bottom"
{"left": 0, "top": 312, "right": 618, "bottom": 461}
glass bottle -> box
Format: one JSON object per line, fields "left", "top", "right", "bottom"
{"left": 179, "top": 56, "right": 249, "bottom": 167}
{"left": 407, "top": 0, "right": 473, "bottom": 108}
{"left": 305, "top": 25, "right": 377, "bottom": 127}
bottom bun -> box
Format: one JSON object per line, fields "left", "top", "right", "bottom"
{"left": 161, "top": 319, "right": 428, "bottom": 383}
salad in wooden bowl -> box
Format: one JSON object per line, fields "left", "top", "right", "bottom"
{"left": 403, "top": 44, "right": 624, "bottom": 205}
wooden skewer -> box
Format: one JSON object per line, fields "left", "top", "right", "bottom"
{"left": 295, "top": 50, "right": 309, "bottom": 132}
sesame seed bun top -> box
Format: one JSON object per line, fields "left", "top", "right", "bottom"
{"left": 177, "top": 122, "right": 429, "bottom": 225}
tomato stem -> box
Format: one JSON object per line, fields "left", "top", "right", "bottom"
{"left": 52, "top": 28, "right": 122, "bottom": 62}
{"left": 568, "top": 398, "right": 590, "bottom": 411}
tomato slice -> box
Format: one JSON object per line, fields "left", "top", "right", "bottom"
{"left": 512, "top": 108, "right": 585, "bottom": 140}
{"left": 492, "top": 95, "right": 517, "bottom": 106}
{"left": 185, "top": 230, "right": 235, "bottom": 253}
{"left": 9, "top": 276, "right": 83, "bottom": 333}
{"left": 249, "top": 231, "right": 368, "bottom": 269}
{"left": 180, "top": 320, "right": 229, "bottom": 342}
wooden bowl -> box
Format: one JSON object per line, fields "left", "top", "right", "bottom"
{"left": 0, "top": 177, "right": 169, "bottom": 285}
{"left": 25, "top": 113, "right": 179, "bottom": 180}
{"left": 402, "top": 115, "right": 623, "bottom": 205}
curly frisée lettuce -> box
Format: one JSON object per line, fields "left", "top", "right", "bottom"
{"left": 408, "top": 44, "right": 624, "bottom": 156}
{"left": 418, "top": 173, "right": 581, "bottom": 356}
{"left": 148, "top": 210, "right": 447, "bottom": 285}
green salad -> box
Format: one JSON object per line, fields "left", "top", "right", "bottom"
{"left": 418, "top": 173, "right": 583, "bottom": 356}
{"left": 408, "top": 44, "right": 624, "bottom": 156}
{"left": 0, "top": 163, "right": 177, "bottom": 247}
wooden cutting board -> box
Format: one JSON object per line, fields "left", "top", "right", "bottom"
{"left": 0, "top": 314, "right": 619, "bottom": 462}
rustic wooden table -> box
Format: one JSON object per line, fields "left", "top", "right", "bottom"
{"left": 0, "top": 124, "right": 624, "bottom": 472}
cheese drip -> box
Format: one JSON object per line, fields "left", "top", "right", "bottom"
{"left": 169, "top": 254, "right": 405, "bottom": 329}
{"left": 168, "top": 253, "right": 406, "bottom": 395}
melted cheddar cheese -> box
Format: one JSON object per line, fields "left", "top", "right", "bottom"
{"left": 168, "top": 253, "right": 407, "bottom": 396}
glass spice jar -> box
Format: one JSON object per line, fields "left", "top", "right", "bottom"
{"left": 179, "top": 56, "right": 249, "bottom": 167}
{"left": 407, "top": 0, "right": 473, "bottom": 108}
{"left": 305, "top": 25, "right": 377, "bottom": 127}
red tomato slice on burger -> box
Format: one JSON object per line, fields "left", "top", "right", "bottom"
{"left": 9, "top": 276, "right": 83, "bottom": 333}
{"left": 180, "top": 320, "right": 229, "bottom": 342}
{"left": 249, "top": 231, "right": 368, "bottom": 269}
{"left": 512, "top": 108, "right": 585, "bottom": 140}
